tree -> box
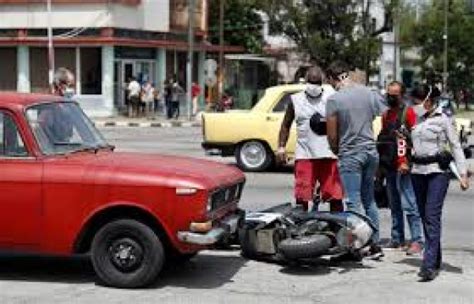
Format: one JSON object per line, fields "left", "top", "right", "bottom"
{"left": 407, "top": 0, "right": 474, "bottom": 109}
{"left": 207, "top": 0, "right": 264, "bottom": 53}
{"left": 255, "top": 0, "right": 397, "bottom": 73}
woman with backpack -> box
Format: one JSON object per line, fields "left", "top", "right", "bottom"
{"left": 410, "top": 84, "right": 470, "bottom": 281}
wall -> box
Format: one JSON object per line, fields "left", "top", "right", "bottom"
{"left": 0, "top": 2, "right": 170, "bottom": 32}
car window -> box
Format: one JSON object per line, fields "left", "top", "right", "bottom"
{"left": 272, "top": 93, "right": 294, "bottom": 113}
{"left": 0, "top": 112, "right": 28, "bottom": 157}
{"left": 26, "top": 102, "right": 107, "bottom": 155}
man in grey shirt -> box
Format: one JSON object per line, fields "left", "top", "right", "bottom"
{"left": 325, "top": 61, "right": 384, "bottom": 259}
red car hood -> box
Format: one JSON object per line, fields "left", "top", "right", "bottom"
{"left": 91, "top": 151, "right": 245, "bottom": 190}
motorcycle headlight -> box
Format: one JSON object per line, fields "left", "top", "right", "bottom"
{"left": 206, "top": 194, "right": 213, "bottom": 212}
{"left": 343, "top": 214, "right": 374, "bottom": 250}
{"left": 336, "top": 214, "right": 374, "bottom": 250}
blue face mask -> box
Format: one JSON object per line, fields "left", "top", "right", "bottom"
{"left": 63, "top": 87, "right": 75, "bottom": 99}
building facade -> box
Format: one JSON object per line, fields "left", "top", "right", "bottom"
{"left": 0, "top": 0, "right": 242, "bottom": 116}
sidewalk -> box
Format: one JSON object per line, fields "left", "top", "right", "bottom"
{"left": 93, "top": 115, "right": 202, "bottom": 128}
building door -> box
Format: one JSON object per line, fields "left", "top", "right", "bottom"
{"left": 115, "top": 61, "right": 135, "bottom": 110}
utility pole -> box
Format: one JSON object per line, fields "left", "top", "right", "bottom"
{"left": 47, "top": 0, "right": 55, "bottom": 92}
{"left": 187, "top": 0, "right": 195, "bottom": 121}
{"left": 442, "top": 0, "right": 449, "bottom": 93}
{"left": 364, "top": 0, "right": 371, "bottom": 85}
{"left": 392, "top": 1, "right": 400, "bottom": 82}
{"left": 218, "top": 0, "right": 224, "bottom": 101}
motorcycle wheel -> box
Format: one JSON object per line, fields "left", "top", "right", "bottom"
{"left": 278, "top": 235, "right": 332, "bottom": 260}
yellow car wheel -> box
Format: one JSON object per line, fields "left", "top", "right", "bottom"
{"left": 235, "top": 140, "right": 274, "bottom": 172}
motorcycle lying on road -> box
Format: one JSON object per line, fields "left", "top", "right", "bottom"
{"left": 237, "top": 203, "right": 376, "bottom": 263}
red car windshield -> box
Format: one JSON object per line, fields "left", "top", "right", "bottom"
{"left": 26, "top": 102, "right": 108, "bottom": 155}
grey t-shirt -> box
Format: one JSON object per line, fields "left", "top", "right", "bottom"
{"left": 326, "top": 84, "right": 384, "bottom": 157}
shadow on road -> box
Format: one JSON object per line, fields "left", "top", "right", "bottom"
{"left": 152, "top": 253, "right": 247, "bottom": 289}
{"left": 395, "top": 258, "right": 463, "bottom": 274}
{"left": 0, "top": 252, "right": 248, "bottom": 289}
{"left": 0, "top": 253, "right": 95, "bottom": 284}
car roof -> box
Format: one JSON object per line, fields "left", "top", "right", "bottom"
{"left": 0, "top": 92, "right": 64, "bottom": 109}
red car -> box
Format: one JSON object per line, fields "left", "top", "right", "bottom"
{"left": 0, "top": 93, "right": 245, "bottom": 288}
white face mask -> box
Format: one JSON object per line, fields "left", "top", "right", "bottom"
{"left": 305, "top": 84, "right": 323, "bottom": 99}
{"left": 414, "top": 86, "right": 432, "bottom": 118}
{"left": 414, "top": 104, "right": 427, "bottom": 118}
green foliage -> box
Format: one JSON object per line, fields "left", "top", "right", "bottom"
{"left": 255, "top": 0, "right": 392, "bottom": 70}
{"left": 208, "top": 0, "right": 264, "bottom": 53}
{"left": 408, "top": 0, "right": 474, "bottom": 92}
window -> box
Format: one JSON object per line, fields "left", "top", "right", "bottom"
{"left": 0, "top": 48, "right": 17, "bottom": 91}
{"left": 272, "top": 93, "right": 293, "bottom": 112}
{"left": 81, "top": 48, "right": 102, "bottom": 95}
{"left": 0, "top": 112, "right": 28, "bottom": 157}
{"left": 26, "top": 102, "right": 107, "bottom": 155}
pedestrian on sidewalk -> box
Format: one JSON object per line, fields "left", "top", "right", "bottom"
{"left": 141, "top": 80, "right": 156, "bottom": 118}
{"left": 378, "top": 81, "right": 423, "bottom": 255}
{"left": 277, "top": 66, "right": 344, "bottom": 212}
{"left": 326, "top": 61, "right": 385, "bottom": 259}
{"left": 127, "top": 76, "right": 141, "bottom": 118}
{"left": 191, "top": 82, "right": 202, "bottom": 117}
{"left": 164, "top": 78, "right": 173, "bottom": 119}
{"left": 410, "top": 84, "right": 470, "bottom": 281}
{"left": 171, "top": 79, "right": 184, "bottom": 119}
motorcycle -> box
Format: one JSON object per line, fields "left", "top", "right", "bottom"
{"left": 238, "top": 203, "right": 376, "bottom": 262}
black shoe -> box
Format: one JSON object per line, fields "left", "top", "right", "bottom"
{"left": 330, "top": 251, "right": 363, "bottom": 263}
{"left": 418, "top": 268, "right": 439, "bottom": 282}
{"left": 367, "top": 244, "right": 384, "bottom": 260}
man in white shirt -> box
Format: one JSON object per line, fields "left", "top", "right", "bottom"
{"left": 277, "top": 66, "right": 343, "bottom": 212}
{"left": 127, "top": 76, "right": 141, "bottom": 118}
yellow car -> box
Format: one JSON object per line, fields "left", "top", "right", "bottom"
{"left": 201, "top": 84, "right": 471, "bottom": 171}
{"left": 202, "top": 84, "right": 380, "bottom": 171}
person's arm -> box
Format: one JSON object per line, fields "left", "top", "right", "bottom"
{"left": 326, "top": 98, "right": 339, "bottom": 156}
{"left": 397, "top": 108, "right": 416, "bottom": 173}
{"left": 326, "top": 115, "right": 339, "bottom": 156}
{"left": 444, "top": 116, "right": 469, "bottom": 190}
{"left": 276, "top": 102, "right": 295, "bottom": 163}
{"left": 278, "top": 102, "right": 295, "bottom": 148}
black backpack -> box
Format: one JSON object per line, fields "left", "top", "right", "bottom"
{"left": 377, "top": 106, "right": 409, "bottom": 170}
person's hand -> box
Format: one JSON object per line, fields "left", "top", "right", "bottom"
{"left": 276, "top": 147, "right": 287, "bottom": 164}
{"left": 398, "top": 163, "right": 410, "bottom": 174}
{"left": 460, "top": 175, "right": 470, "bottom": 191}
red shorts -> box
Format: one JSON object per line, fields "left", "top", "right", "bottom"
{"left": 294, "top": 159, "right": 343, "bottom": 202}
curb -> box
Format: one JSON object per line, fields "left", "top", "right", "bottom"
{"left": 94, "top": 121, "right": 201, "bottom": 128}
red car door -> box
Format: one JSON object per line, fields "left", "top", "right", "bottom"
{"left": 0, "top": 111, "right": 42, "bottom": 249}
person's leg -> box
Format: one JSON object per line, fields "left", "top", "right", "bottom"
{"left": 360, "top": 152, "right": 381, "bottom": 243}
{"left": 175, "top": 102, "right": 180, "bottom": 119}
{"left": 338, "top": 154, "right": 363, "bottom": 214}
{"left": 166, "top": 99, "right": 172, "bottom": 119}
{"left": 294, "top": 159, "right": 316, "bottom": 211}
{"left": 398, "top": 173, "right": 423, "bottom": 245}
{"left": 386, "top": 170, "right": 404, "bottom": 246}
{"left": 318, "top": 159, "right": 344, "bottom": 212}
{"left": 192, "top": 96, "right": 198, "bottom": 116}
{"left": 128, "top": 101, "right": 133, "bottom": 118}
{"left": 423, "top": 173, "right": 449, "bottom": 272}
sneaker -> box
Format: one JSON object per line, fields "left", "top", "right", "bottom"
{"left": 418, "top": 268, "right": 439, "bottom": 282}
{"left": 367, "top": 244, "right": 385, "bottom": 260}
{"left": 384, "top": 241, "right": 402, "bottom": 250}
{"left": 406, "top": 242, "right": 423, "bottom": 256}
{"left": 401, "top": 242, "right": 410, "bottom": 251}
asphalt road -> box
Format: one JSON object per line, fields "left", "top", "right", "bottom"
{"left": 1, "top": 126, "right": 473, "bottom": 304}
